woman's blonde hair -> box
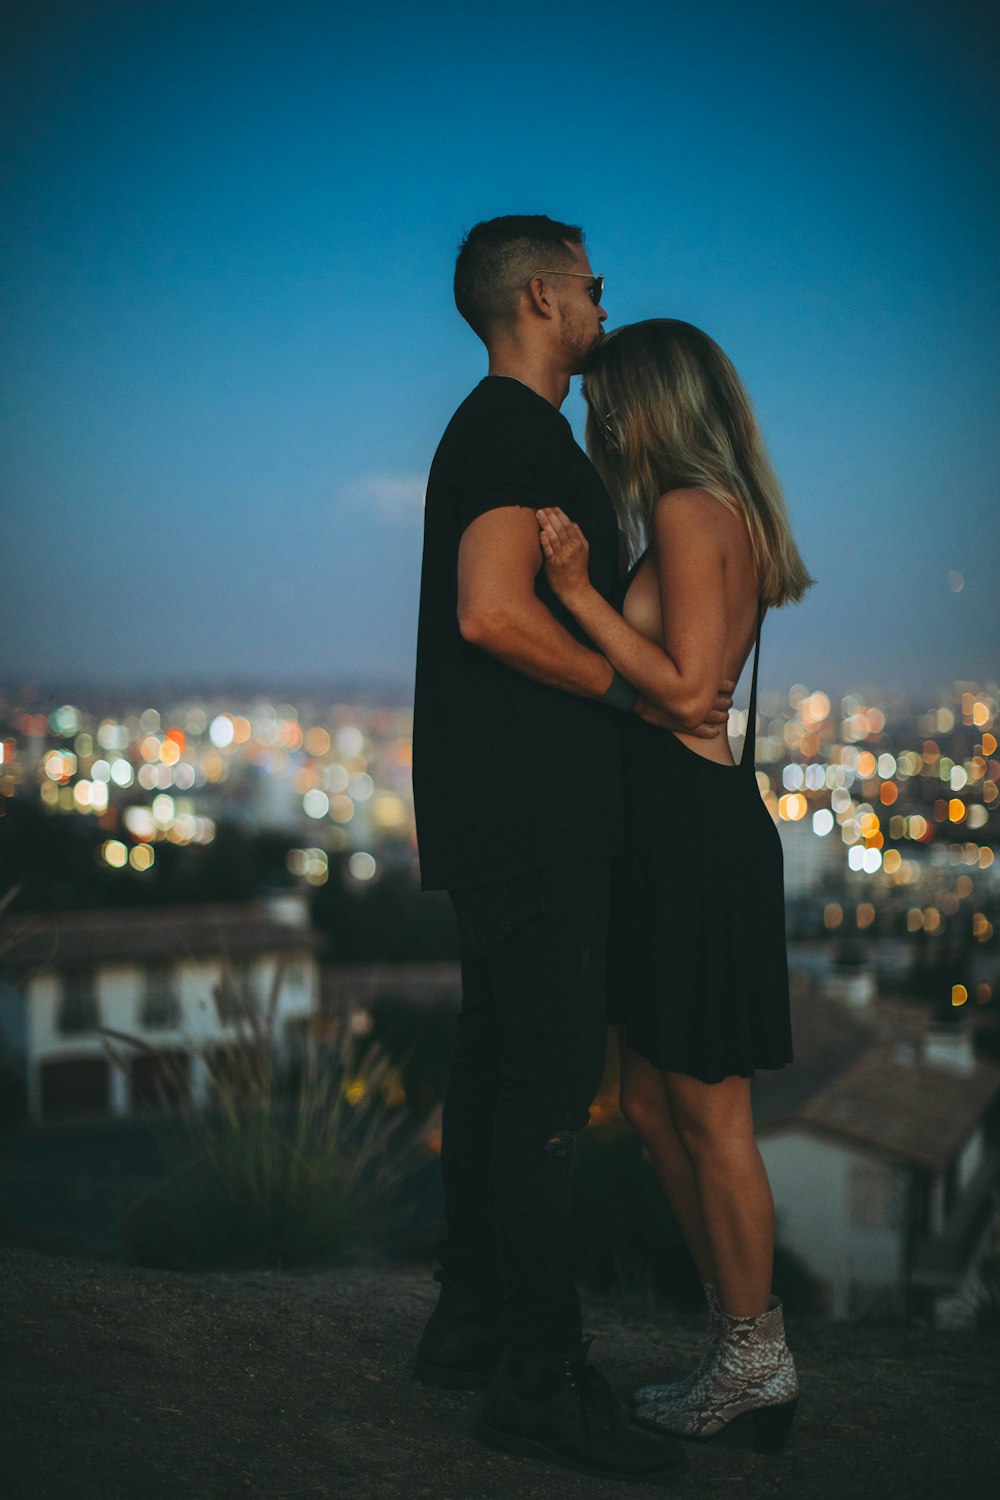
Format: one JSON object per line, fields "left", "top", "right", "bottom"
{"left": 584, "top": 319, "right": 813, "bottom": 607}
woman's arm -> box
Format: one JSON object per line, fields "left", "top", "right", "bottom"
{"left": 461, "top": 505, "right": 731, "bottom": 736}
{"left": 536, "top": 491, "right": 731, "bottom": 731}
{"left": 458, "top": 506, "right": 618, "bottom": 698}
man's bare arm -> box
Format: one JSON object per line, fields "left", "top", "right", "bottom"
{"left": 458, "top": 507, "right": 615, "bottom": 696}
{"left": 457, "top": 507, "right": 731, "bottom": 734}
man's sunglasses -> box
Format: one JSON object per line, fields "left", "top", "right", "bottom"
{"left": 523, "top": 270, "right": 605, "bottom": 306}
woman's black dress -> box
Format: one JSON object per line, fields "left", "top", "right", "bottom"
{"left": 607, "top": 555, "right": 793, "bottom": 1083}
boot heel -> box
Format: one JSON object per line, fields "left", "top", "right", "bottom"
{"left": 752, "top": 1398, "right": 797, "bottom": 1452}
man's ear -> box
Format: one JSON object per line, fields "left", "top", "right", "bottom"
{"left": 524, "top": 274, "right": 556, "bottom": 320}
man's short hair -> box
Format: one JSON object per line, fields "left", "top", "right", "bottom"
{"left": 454, "top": 215, "right": 584, "bottom": 342}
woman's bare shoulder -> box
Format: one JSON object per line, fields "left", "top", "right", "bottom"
{"left": 652, "top": 487, "right": 741, "bottom": 541}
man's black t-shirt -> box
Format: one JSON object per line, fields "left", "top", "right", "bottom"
{"left": 412, "top": 375, "right": 625, "bottom": 892}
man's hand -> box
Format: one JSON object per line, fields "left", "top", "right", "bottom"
{"left": 636, "top": 680, "right": 736, "bottom": 737}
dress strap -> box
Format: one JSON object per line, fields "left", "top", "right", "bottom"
{"left": 741, "top": 599, "right": 763, "bottom": 771}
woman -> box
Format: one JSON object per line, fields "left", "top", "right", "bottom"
{"left": 536, "top": 319, "right": 812, "bottom": 1452}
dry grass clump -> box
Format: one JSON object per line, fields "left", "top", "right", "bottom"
{"left": 102, "top": 964, "right": 419, "bottom": 1269}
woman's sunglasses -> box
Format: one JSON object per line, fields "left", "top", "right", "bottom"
{"left": 597, "top": 409, "right": 621, "bottom": 454}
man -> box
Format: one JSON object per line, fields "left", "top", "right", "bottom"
{"left": 411, "top": 216, "right": 729, "bottom": 1482}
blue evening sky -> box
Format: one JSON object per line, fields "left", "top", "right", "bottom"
{"left": 3, "top": 0, "right": 998, "bottom": 700}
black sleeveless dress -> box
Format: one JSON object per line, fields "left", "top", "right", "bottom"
{"left": 607, "top": 554, "right": 793, "bottom": 1083}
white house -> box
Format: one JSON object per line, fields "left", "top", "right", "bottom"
{"left": 0, "top": 894, "right": 321, "bottom": 1124}
{"left": 759, "top": 1027, "right": 1000, "bottom": 1326}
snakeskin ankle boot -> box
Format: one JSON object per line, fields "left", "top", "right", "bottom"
{"left": 631, "top": 1281, "right": 722, "bottom": 1408}
{"left": 633, "top": 1297, "right": 798, "bottom": 1452}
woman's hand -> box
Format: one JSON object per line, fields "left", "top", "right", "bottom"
{"left": 536, "top": 507, "right": 592, "bottom": 607}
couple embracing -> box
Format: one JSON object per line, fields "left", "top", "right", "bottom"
{"left": 411, "top": 214, "right": 812, "bottom": 1484}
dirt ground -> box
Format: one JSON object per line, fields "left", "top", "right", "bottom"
{"left": 1, "top": 1247, "right": 997, "bottom": 1500}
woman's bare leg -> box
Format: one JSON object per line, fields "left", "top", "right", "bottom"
{"left": 618, "top": 1033, "right": 715, "bottom": 1286}
{"left": 663, "top": 1071, "right": 774, "bottom": 1318}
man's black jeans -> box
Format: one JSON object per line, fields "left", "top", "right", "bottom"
{"left": 439, "top": 858, "right": 611, "bottom": 1358}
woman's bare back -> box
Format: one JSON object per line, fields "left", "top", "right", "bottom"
{"left": 622, "top": 491, "right": 761, "bottom": 767}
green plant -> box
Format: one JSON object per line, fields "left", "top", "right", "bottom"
{"left": 974, "top": 1229, "right": 1000, "bottom": 1333}
{"left": 370, "top": 994, "right": 457, "bottom": 1112}
{"left": 103, "top": 963, "right": 421, "bottom": 1270}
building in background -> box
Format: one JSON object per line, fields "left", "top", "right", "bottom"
{"left": 0, "top": 895, "right": 320, "bottom": 1124}
{"left": 758, "top": 1005, "right": 1000, "bottom": 1327}
{"left": 321, "top": 961, "right": 460, "bottom": 1022}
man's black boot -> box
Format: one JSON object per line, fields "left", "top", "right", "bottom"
{"left": 475, "top": 1338, "right": 688, "bottom": 1483}
{"left": 414, "top": 1286, "right": 503, "bottom": 1389}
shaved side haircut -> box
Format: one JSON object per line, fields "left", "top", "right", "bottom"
{"left": 454, "top": 215, "right": 584, "bottom": 342}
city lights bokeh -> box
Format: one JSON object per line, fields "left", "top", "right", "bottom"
{"left": 1, "top": 675, "right": 996, "bottom": 1016}
{"left": 2, "top": 694, "right": 416, "bottom": 898}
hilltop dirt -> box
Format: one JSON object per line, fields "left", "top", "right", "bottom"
{"left": 0, "top": 1248, "right": 997, "bottom": 1500}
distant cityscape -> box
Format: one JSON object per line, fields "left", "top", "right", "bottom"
{"left": 0, "top": 688, "right": 415, "bottom": 895}
{"left": 0, "top": 675, "right": 997, "bottom": 1009}
{"left": 2, "top": 674, "right": 999, "bottom": 1326}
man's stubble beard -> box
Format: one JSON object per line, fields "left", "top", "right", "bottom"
{"left": 560, "top": 304, "right": 603, "bottom": 375}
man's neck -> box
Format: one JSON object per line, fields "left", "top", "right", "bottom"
{"left": 486, "top": 352, "right": 570, "bottom": 409}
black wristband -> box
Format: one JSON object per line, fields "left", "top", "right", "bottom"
{"left": 601, "top": 671, "right": 639, "bottom": 713}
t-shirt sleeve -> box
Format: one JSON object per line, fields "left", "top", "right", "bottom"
{"left": 457, "top": 410, "right": 556, "bottom": 533}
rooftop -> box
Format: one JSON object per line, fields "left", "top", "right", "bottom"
{"left": 761, "top": 1039, "right": 1000, "bottom": 1170}
{"left": 2, "top": 898, "right": 321, "bottom": 971}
